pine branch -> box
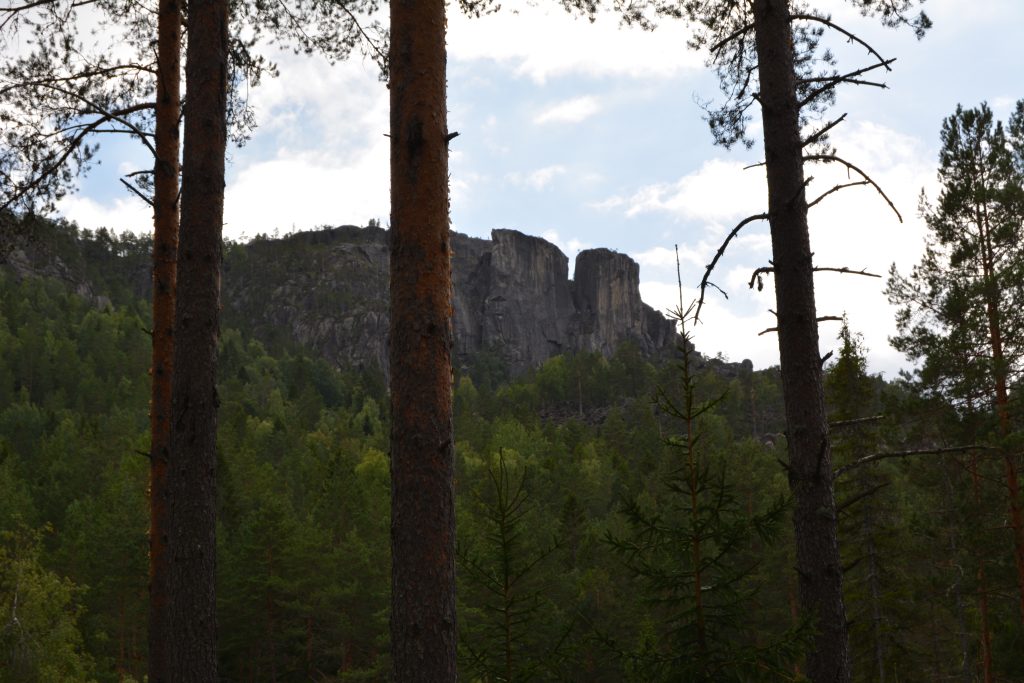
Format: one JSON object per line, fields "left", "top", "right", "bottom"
{"left": 803, "top": 153, "right": 902, "bottom": 222}
{"left": 0, "top": 100, "right": 152, "bottom": 212}
{"left": 829, "top": 415, "right": 884, "bottom": 430}
{"left": 120, "top": 177, "right": 154, "bottom": 206}
{"left": 835, "top": 445, "right": 996, "bottom": 479}
{"left": 802, "top": 112, "right": 847, "bottom": 148}
{"left": 694, "top": 212, "right": 768, "bottom": 323}
{"left": 836, "top": 482, "right": 890, "bottom": 514}
{"left": 790, "top": 13, "right": 892, "bottom": 71}
{"left": 798, "top": 58, "right": 896, "bottom": 108}
{"left": 814, "top": 266, "right": 881, "bottom": 278}
{"left": 807, "top": 180, "right": 870, "bottom": 209}
{"left": 748, "top": 264, "right": 880, "bottom": 290}
{"left": 709, "top": 22, "right": 754, "bottom": 54}
{"left": 758, "top": 316, "right": 842, "bottom": 337}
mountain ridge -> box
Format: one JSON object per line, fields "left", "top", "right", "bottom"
{"left": 0, "top": 215, "right": 679, "bottom": 375}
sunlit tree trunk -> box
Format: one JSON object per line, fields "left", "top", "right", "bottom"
{"left": 387, "top": 0, "right": 457, "bottom": 679}
{"left": 147, "top": 0, "right": 181, "bottom": 678}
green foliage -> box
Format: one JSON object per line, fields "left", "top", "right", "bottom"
{"left": 5, "top": 231, "right": 1019, "bottom": 680}
{"left": 887, "top": 100, "right": 1024, "bottom": 411}
{"left": 457, "top": 450, "right": 570, "bottom": 682}
{"left": 0, "top": 526, "right": 95, "bottom": 682}
{"left": 606, "top": 305, "right": 803, "bottom": 681}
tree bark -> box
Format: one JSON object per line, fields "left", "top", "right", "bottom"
{"left": 751, "top": 1, "right": 851, "bottom": 680}
{"left": 981, "top": 226, "right": 1024, "bottom": 622}
{"left": 387, "top": 0, "right": 457, "bottom": 680}
{"left": 166, "top": 0, "right": 228, "bottom": 675}
{"left": 147, "top": 0, "right": 181, "bottom": 678}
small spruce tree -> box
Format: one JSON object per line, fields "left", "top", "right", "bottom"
{"left": 606, "top": 301, "right": 803, "bottom": 681}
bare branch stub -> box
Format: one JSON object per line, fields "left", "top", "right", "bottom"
{"left": 749, "top": 265, "right": 773, "bottom": 291}
{"left": 804, "top": 153, "right": 903, "bottom": 222}
{"left": 758, "top": 315, "right": 843, "bottom": 337}
{"left": 694, "top": 212, "right": 768, "bottom": 323}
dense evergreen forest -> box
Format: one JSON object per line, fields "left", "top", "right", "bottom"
{"left": 1, "top": 218, "right": 1022, "bottom": 681}
{"left": 4, "top": 0, "right": 1022, "bottom": 675}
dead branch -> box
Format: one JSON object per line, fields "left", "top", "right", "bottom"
{"left": 709, "top": 22, "right": 754, "bottom": 54}
{"left": 830, "top": 414, "right": 885, "bottom": 430}
{"left": 0, "top": 101, "right": 152, "bottom": 211}
{"left": 803, "top": 153, "right": 902, "bottom": 222}
{"left": 0, "top": 63, "right": 156, "bottom": 97}
{"left": 120, "top": 177, "right": 153, "bottom": 206}
{"left": 338, "top": 1, "right": 387, "bottom": 69}
{"left": 694, "top": 212, "right": 769, "bottom": 323}
{"left": 748, "top": 265, "right": 879, "bottom": 291}
{"left": 758, "top": 315, "right": 842, "bottom": 336}
{"left": 837, "top": 482, "right": 890, "bottom": 514}
{"left": 807, "top": 180, "right": 870, "bottom": 209}
{"left": 835, "top": 445, "right": 997, "bottom": 479}
{"left": 790, "top": 13, "right": 892, "bottom": 71}
{"left": 814, "top": 266, "right": 881, "bottom": 278}
{"left": 802, "top": 112, "right": 847, "bottom": 148}
{"left": 749, "top": 265, "right": 772, "bottom": 291}
{"left": 798, "top": 58, "right": 896, "bottom": 108}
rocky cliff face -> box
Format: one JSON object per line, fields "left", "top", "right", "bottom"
{"left": 222, "top": 225, "right": 677, "bottom": 375}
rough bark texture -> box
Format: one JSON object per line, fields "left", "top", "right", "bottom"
{"left": 751, "top": 1, "right": 851, "bottom": 680}
{"left": 147, "top": 0, "right": 181, "bottom": 678}
{"left": 387, "top": 0, "right": 457, "bottom": 681}
{"left": 976, "top": 195, "right": 1024, "bottom": 623}
{"left": 165, "top": 0, "right": 228, "bottom": 676}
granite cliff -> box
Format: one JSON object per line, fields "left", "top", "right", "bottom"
{"left": 222, "top": 225, "right": 676, "bottom": 375}
{"left": 0, "top": 216, "right": 678, "bottom": 375}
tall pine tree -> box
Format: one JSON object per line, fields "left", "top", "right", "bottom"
{"left": 888, "top": 101, "right": 1024, "bottom": 625}
{"left": 388, "top": 0, "right": 457, "bottom": 679}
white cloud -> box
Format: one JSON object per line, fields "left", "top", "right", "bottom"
{"left": 606, "top": 159, "right": 768, "bottom": 226}
{"left": 57, "top": 194, "right": 152, "bottom": 234}
{"left": 246, "top": 50, "right": 388, "bottom": 166}
{"left": 541, "top": 230, "right": 590, "bottom": 259}
{"left": 224, "top": 137, "right": 389, "bottom": 239}
{"left": 506, "top": 164, "right": 567, "bottom": 189}
{"left": 631, "top": 120, "right": 935, "bottom": 377}
{"left": 534, "top": 97, "right": 601, "bottom": 125}
{"left": 448, "top": 4, "right": 703, "bottom": 83}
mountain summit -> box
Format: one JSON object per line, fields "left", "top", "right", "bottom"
{"left": 224, "top": 225, "right": 677, "bottom": 375}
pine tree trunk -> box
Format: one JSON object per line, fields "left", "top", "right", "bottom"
{"left": 980, "top": 206, "right": 1024, "bottom": 622}
{"left": 751, "top": 1, "right": 851, "bottom": 680}
{"left": 166, "top": 0, "right": 228, "bottom": 675}
{"left": 387, "top": 0, "right": 457, "bottom": 680}
{"left": 147, "top": 0, "right": 181, "bottom": 677}
{"left": 968, "top": 454, "right": 994, "bottom": 683}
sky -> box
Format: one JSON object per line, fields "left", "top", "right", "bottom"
{"left": 55, "top": 0, "right": 1024, "bottom": 378}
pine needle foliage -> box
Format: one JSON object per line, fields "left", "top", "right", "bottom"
{"left": 606, "top": 302, "right": 804, "bottom": 682}
{"left": 457, "top": 449, "right": 571, "bottom": 682}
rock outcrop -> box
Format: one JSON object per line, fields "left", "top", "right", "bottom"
{"left": 222, "top": 225, "right": 677, "bottom": 375}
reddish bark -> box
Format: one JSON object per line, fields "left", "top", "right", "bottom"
{"left": 968, "top": 455, "right": 994, "bottom": 683}
{"left": 752, "top": 1, "right": 850, "bottom": 680}
{"left": 387, "top": 0, "right": 457, "bottom": 679}
{"left": 147, "top": 0, "right": 181, "bottom": 678}
{"left": 165, "top": 0, "right": 228, "bottom": 675}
